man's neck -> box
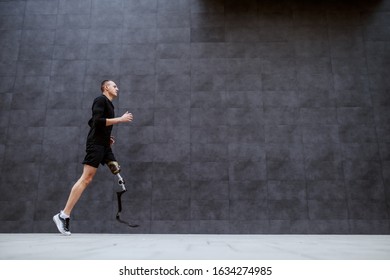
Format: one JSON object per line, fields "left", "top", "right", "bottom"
{"left": 103, "top": 92, "right": 113, "bottom": 101}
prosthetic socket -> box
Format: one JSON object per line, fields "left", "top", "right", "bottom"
{"left": 107, "top": 161, "right": 126, "bottom": 192}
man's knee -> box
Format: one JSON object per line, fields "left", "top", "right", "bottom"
{"left": 81, "top": 165, "right": 97, "bottom": 186}
{"left": 107, "top": 161, "right": 121, "bottom": 175}
{"left": 83, "top": 175, "right": 94, "bottom": 185}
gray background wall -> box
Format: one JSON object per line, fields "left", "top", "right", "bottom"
{"left": 0, "top": 0, "right": 389, "bottom": 234}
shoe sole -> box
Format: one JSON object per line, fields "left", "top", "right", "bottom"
{"left": 53, "top": 214, "right": 71, "bottom": 236}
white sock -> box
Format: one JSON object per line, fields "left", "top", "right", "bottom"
{"left": 60, "top": 210, "right": 70, "bottom": 219}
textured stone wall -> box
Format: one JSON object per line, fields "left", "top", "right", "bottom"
{"left": 0, "top": 0, "right": 389, "bottom": 234}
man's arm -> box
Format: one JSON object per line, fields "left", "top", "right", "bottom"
{"left": 106, "top": 111, "right": 133, "bottom": 126}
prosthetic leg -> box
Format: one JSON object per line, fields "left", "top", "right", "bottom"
{"left": 107, "top": 161, "right": 139, "bottom": 228}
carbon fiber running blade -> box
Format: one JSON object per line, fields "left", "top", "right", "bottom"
{"left": 116, "top": 191, "right": 139, "bottom": 228}
{"left": 116, "top": 215, "right": 139, "bottom": 228}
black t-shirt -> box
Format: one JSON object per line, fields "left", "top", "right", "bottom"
{"left": 86, "top": 95, "right": 115, "bottom": 147}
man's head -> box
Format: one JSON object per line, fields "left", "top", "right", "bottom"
{"left": 101, "top": 80, "right": 119, "bottom": 100}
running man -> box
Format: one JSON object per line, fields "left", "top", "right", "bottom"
{"left": 53, "top": 80, "right": 133, "bottom": 235}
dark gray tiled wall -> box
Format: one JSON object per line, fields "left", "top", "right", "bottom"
{"left": 0, "top": 0, "right": 389, "bottom": 234}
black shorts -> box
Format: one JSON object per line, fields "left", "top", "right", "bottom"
{"left": 82, "top": 144, "right": 116, "bottom": 168}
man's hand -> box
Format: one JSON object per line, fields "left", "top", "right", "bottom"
{"left": 120, "top": 111, "right": 133, "bottom": 123}
{"left": 105, "top": 111, "right": 134, "bottom": 126}
{"left": 110, "top": 136, "right": 115, "bottom": 146}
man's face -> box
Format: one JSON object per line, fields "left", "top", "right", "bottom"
{"left": 105, "top": 81, "right": 119, "bottom": 98}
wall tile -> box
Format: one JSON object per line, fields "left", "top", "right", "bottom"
{"left": 0, "top": 1, "right": 26, "bottom": 16}
{"left": 229, "top": 160, "right": 266, "bottom": 181}
{"left": 266, "top": 143, "right": 303, "bottom": 161}
{"left": 155, "top": 90, "right": 190, "bottom": 108}
{"left": 349, "top": 200, "right": 389, "bottom": 219}
{"left": 56, "top": 14, "right": 91, "bottom": 29}
{"left": 305, "top": 160, "right": 344, "bottom": 180}
{"left": 121, "top": 43, "right": 156, "bottom": 59}
{"left": 230, "top": 200, "right": 268, "bottom": 220}
{"left": 152, "top": 199, "right": 190, "bottom": 220}
{"left": 154, "top": 125, "right": 190, "bottom": 143}
{"left": 345, "top": 179, "right": 386, "bottom": 201}
{"left": 191, "top": 162, "right": 228, "bottom": 180}
{"left": 26, "top": 0, "right": 59, "bottom": 15}
{"left": 0, "top": 201, "right": 35, "bottom": 221}
{"left": 302, "top": 125, "right": 339, "bottom": 143}
{"left": 339, "top": 125, "right": 378, "bottom": 143}
{"left": 229, "top": 125, "right": 265, "bottom": 143}
{"left": 0, "top": 30, "right": 21, "bottom": 60}
{"left": 153, "top": 180, "right": 190, "bottom": 200}
{"left": 59, "top": 0, "right": 91, "bottom": 15}
{"left": 268, "top": 199, "right": 308, "bottom": 220}
{"left": 263, "top": 91, "right": 300, "bottom": 107}
{"left": 153, "top": 162, "right": 190, "bottom": 181}
{"left": 267, "top": 160, "right": 305, "bottom": 180}
{"left": 9, "top": 110, "right": 46, "bottom": 127}
{"left": 191, "top": 43, "right": 226, "bottom": 58}
{"left": 306, "top": 180, "right": 346, "bottom": 200}
{"left": 23, "top": 14, "right": 57, "bottom": 30}
{"left": 268, "top": 180, "right": 306, "bottom": 200}
{"left": 229, "top": 180, "right": 267, "bottom": 200}
{"left": 264, "top": 107, "right": 300, "bottom": 125}
{"left": 155, "top": 108, "right": 190, "bottom": 126}
{"left": 153, "top": 143, "right": 190, "bottom": 162}
{"left": 91, "top": 14, "right": 124, "bottom": 29}
{"left": 349, "top": 220, "right": 390, "bottom": 234}
{"left": 191, "top": 181, "right": 229, "bottom": 200}
{"left": 228, "top": 143, "right": 265, "bottom": 161}
{"left": 158, "top": 0, "right": 190, "bottom": 12}
{"left": 190, "top": 220, "right": 230, "bottom": 234}
{"left": 157, "top": 74, "right": 190, "bottom": 91}
{"left": 225, "top": 91, "right": 262, "bottom": 108}
{"left": 151, "top": 221, "right": 191, "bottom": 234}
{"left": 266, "top": 125, "right": 301, "bottom": 143}
{"left": 157, "top": 59, "right": 190, "bottom": 75}
{"left": 191, "top": 27, "right": 225, "bottom": 42}
{"left": 191, "top": 143, "right": 228, "bottom": 162}
{"left": 308, "top": 200, "right": 348, "bottom": 219}
{"left": 191, "top": 199, "right": 229, "bottom": 220}
{"left": 158, "top": 28, "right": 190, "bottom": 43}
{"left": 343, "top": 160, "right": 383, "bottom": 181}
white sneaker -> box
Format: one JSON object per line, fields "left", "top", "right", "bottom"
{"left": 53, "top": 213, "right": 71, "bottom": 236}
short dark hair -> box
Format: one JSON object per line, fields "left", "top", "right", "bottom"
{"left": 100, "top": 80, "right": 111, "bottom": 92}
